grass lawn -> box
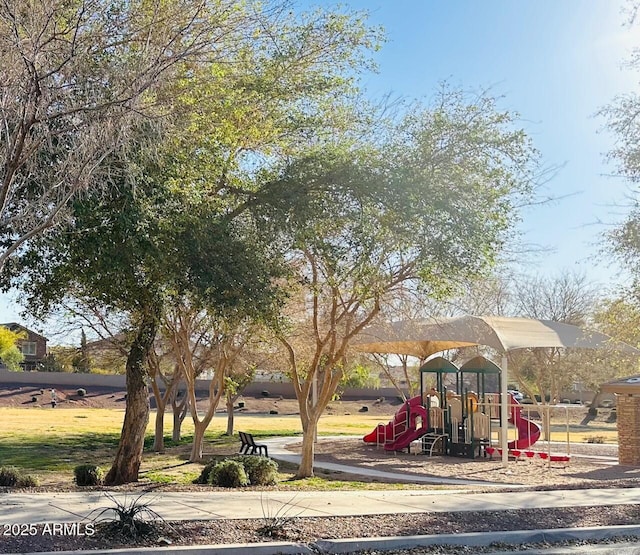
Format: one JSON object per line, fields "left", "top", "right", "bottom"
{"left": 0, "top": 408, "right": 392, "bottom": 489}
{"left": 0, "top": 407, "right": 618, "bottom": 489}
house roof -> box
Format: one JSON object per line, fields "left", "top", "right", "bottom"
{"left": 1, "top": 323, "right": 48, "bottom": 342}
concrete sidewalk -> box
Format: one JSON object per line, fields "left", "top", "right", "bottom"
{"left": 261, "top": 435, "right": 522, "bottom": 487}
{"left": 3, "top": 487, "right": 640, "bottom": 525}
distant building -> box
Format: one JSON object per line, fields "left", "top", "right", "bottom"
{"left": 1, "top": 323, "right": 48, "bottom": 371}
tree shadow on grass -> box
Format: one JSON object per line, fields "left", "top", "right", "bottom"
{"left": 0, "top": 432, "right": 121, "bottom": 470}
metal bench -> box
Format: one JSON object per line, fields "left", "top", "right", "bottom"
{"left": 238, "top": 431, "right": 268, "bottom": 456}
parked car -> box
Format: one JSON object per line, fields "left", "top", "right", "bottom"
{"left": 508, "top": 389, "right": 524, "bottom": 402}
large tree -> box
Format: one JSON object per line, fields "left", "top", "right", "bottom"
{"left": 5, "top": 1, "right": 383, "bottom": 484}
{"left": 0, "top": 0, "right": 233, "bottom": 270}
{"left": 263, "top": 88, "right": 540, "bottom": 477}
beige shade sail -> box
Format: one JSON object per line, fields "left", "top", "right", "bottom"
{"left": 354, "top": 314, "right": 640, "bottom": 467}
{"left": 353, "top": 315, "right": 640, "bottom": 358}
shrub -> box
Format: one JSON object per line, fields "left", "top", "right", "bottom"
{"left": 234, "top": 456, "right": 278, "bottom": 486}
{"left": 261, "top": 390, "right": 270, "bottom": 397}
{"left": 17, "top": 474, "right": 39, "bottom": 487}
{"left": 208, "top": 460, "right": 249, "bottom": 488}
{"left": 31, "top": 396, "right": 37, "bottom": 402}
{"left": 585, "top": 435, "right": 605, "bottom": 444}
{"left": 0, "top": 467, "right": 38, "bottom": 487}
{"left": 74, "top": 464, "right": 104, "bottom": 486}
{"left": 76, "top": 388, "right": 86, "bottom": 397}
{"left": 0, "top": 466, "right": 21, "bottom": 486}
{"left": 194, "top": 459, "right": 217, "bottom": 484}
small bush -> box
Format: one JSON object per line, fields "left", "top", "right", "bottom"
{"left": 18, "top": 474, "right": 39, "bottom": 487}
{"left": 208, "top": 460, "right": 249, "bottom": 488}
{"left": 194, "top": 459, "right": 217, "bottom": 484}
{"left": 0, "top": 467, "right": 38, "bottom": 487}
{"left": 76, "top": 388, "right": 86, "bottom": 397}
{"left": 31, "top": 396, "right": 37, "bottom": 402}
{"left": 585, "top": 435, "right": 605, "bottom": 444}
{"left": 261, "top": 390, "right": 270, "bottom": 397}
{"left": 74, "top": 464, "right": 104, "bottom": 486}
{"left": 0, "top": 466, "right": 21, "bottom": 487}
{"left": 269, "top": 409, "right": 278, "bottom": 415}
{"left": 234, "top": 456, "right": 278, "bottom": 486}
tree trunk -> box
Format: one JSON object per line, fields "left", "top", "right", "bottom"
{"left": 225, "top": 393, "right": 235, "bottom": 436}
{"left": 171, "top": 389, "right": 188, "bottom": 442}
{"left": 172, "top": 400, "right": 187, "bottom": 442}
{"left": 295, "top": 417, "right": 318, "bottom": 478}
{"left": 153, "top": 404, "right": 166, "bottom": 453}
{"left": 104, "top": 309, "right": 158, "bottom": 485}
{"left": 190, "top": 421, "right": 207, "bottom": 462}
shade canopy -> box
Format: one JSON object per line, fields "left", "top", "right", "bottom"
{"left": 602, "top": 375, "right": 640, "bottom": 395}
{"left": 354, "top": 315, "right": 640, "bottom": 358}
{"left": 355, "top": 314, "right": 640, "bottom": 467}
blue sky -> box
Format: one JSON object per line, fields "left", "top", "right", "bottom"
{"left": 2, "top": 0, "right": 638, "bottom": 334}
{"left": 327, "top": 0, "right": 638, "bottom": 285}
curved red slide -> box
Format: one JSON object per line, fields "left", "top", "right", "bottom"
{"left": 507, "top": 392, "right": 541, "bottom": 449}
{"left": 363, "top": 396, "right": 428, "bottom": 451}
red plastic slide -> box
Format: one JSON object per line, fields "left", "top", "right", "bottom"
{"left": 363, "top": 396, "right": 428, "bottom": 451}
{"left": 507, "top": 392, "right": 541, "bottom": 449}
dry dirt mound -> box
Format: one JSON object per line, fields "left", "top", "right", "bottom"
{"left": 0, "top": 384, "right": 399, "bottom": 416}
{"left": 0, "top": 384, "right": 128, "bottom": 409}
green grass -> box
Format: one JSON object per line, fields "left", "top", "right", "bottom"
{"left": 0, "top": 407, "right": 388, "bottom": 490}
{"left": 0, "top": 407, "right": 620, "bottom": 490}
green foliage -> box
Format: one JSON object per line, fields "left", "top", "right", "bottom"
{"left": 92, "top": 493, "right": 165, "bottom": 540}
{"left": 16, "top": 473, "right": 39, "bottom": 487}
{"left": 72, "top": 329, "right": 91, "bottom": 373}
{"left": 233, "top": 455, "right": 279, "bottom": 486}
{"left": 0, "top": 327, "right": 24, "bottom": 371}
{"left": 0, "top": 466, "right": 37, "bottom": 487}
{"left": 74, "top": 464, "right": 105, "bottom": 486}
{"left": 341, "top": 364, "right": 380, "bottom": 389}
{"left": 207, "top": 459, "right": 249, "bottom": 488}
{"left": 39, "top": 352, "right": 66, "bottom": 373}
{"left": 194, "top": 459, "right": 218, "bottom": 484}
{"left": 0, "top": 466, "right": 21, "bottom": 486}
{"left": 196, "top": 456, "right": 278, "bottom": 486}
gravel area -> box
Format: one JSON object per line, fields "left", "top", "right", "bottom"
{"left": 2, "top": 504, "right": 640, "bottom": 553}
{"left": 302, "top": 438, "right": 633, "bottom": 490}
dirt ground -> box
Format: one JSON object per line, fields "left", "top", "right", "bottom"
{"left": 0, "top": 383, "right": 615, "bottom": 420}
{"left": 0, "top": 383, "right": 403, "bottom": 416}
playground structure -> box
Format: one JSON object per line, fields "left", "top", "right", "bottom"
{"left": 363, "top": 356, "right": 570, "bottom": 462}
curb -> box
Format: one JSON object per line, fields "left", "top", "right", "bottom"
{"left": 19, "top": 525, "right": 640, "bottom": 555}
{"left": 19, "top": 541, "right": 313, "bottom": 555}
{"left": 313, "top": 524, "right": 640, "bottom": 553}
